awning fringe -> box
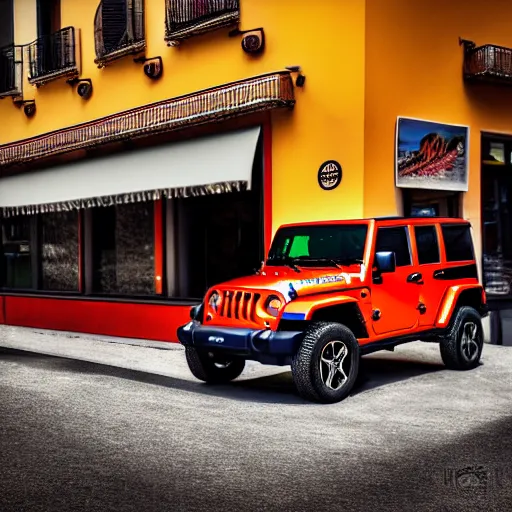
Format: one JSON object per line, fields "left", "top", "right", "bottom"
{"left": 1, "top": 180, "right": 247, "bottom": 217}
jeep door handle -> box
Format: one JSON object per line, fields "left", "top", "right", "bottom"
{"left": 407, "top": 272, "right": 423, "bottom": 284}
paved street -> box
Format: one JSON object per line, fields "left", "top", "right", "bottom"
{"left": 0, "top": 326, "right": 511, "bottom": 512}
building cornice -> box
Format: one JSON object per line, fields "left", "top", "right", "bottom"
{"left": 0, "top": 71, "right": 295, "bottom": 168}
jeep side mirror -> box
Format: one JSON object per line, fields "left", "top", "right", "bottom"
{"left": 375, "top": 251, "right": 396, "bottom": 273}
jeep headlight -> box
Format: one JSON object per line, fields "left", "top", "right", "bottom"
{"left": 208, "top": 291, "right": 221, "bottom": 312}
{"left": 266, "top": 295, "right": 282, "bottom": 317}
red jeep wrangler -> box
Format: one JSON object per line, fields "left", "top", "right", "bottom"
{"left": 177, "top": 217, "right": 488, "bottom": 403}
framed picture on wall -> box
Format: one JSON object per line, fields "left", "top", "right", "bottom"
{"left": 395, "top": 117, "right": 469, "bottom": 192}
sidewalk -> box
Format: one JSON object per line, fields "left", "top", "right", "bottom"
{"left": 0, "top": 325, "right": 281, "bottom": 381}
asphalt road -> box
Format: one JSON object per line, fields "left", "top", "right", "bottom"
{"left": 1, "top": 328, "right": 512, "bottom": 512}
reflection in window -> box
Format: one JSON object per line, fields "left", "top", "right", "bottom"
{"left": 92, "top": 202, "right": 154, "bottom": 295}
{"left": 41, "top": 210, "right": 79, "bottom": 291}
{"left": 441, "top": 224, "right": 474, "bottom": 262}
{"left": 1, "top": 215, "right": 33, "bottom": 289}
{"left": 415, "top": 226, "right": 440, "bottom": 265}
{"left": 375, "top": 227, "right": 411, "bottom": 267}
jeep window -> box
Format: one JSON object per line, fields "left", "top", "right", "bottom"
{"left": 441, "top": 224, "right": 474, "bottom": 262}
{"left": 375, "top": 226, "right": 411, "bottom": 266}
{"left": 266, "top": 224, "right": 368, "bottom": 267}
{"left": 415, "top": 225, "right": 440, "bottom": 265}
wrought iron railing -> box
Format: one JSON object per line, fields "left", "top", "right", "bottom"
{"left": 27, "top": 27, "right": 79, "bottom": 85}
{"left": 94, "top": 0, "right": 145, "bottom": 66}
{"left": 460, "top": 39, "right": 512, "bottom": 84}
{"left": 0, "top": 44, "right": 22, "bottom": 98}
{"left": 165, "top": 0, "right": 240, "bottom": 45}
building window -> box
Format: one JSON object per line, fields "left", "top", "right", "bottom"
{"left": 441, "top": 224, "right": 474, "bottom": 262}
{"left": 414, "top": 225, "right": 440, "bottom": 265}
{"left": 375, "top": 227, "right": 411, "bottom": 267}
{"left": 41, "top": 211, "right": 79, "bottom": 291}
{"left": 1, "top": 216, "right": 33, "bottom": 289}
{"left": 94, "top": 0, "right": 145, "bottom": 65}
{"left": 28, "top": 18, "right": 79, "bottom": 86}
{"left": 165, "top": 0, "right": 240, "bottom": 44}
{"left": 91, "top": 202, "right": 155, "bottom": 295}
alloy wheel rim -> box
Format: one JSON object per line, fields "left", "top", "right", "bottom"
{"left": 319, "top": 340, "right": 350, "bottom": 390}
{"left": 460, "top": 322, "right": 480, "bottom": 362}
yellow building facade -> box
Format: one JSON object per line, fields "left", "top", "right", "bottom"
{"left": 0, "top": 0, "right": 510, "bottom": 343}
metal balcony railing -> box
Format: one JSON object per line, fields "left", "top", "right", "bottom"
{"left": 165, "top": 0, "right": 240, "bottom": 45}
{"left": 0, "top": 44, "right": 22, "bottom": 98}
{"left": 460, "top": 39, "right": 512, "bottom": 84}
{"left": 27, "top": 27, "right": 80, "bottom": 86}
{"left": 94, "top": 0, "right": 145, "bottom": 66}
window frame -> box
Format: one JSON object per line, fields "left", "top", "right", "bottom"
{"left": 441, "top": 222, "right": 475, "bottom": 263}
{"left": 164, "top": 0, "right": 240, "bottom": 45}
{"left": 414, "top": 225, "right": 441, "bottom": 266}
{"left": 374, "top": 225, "right": 412, "bottom": 267}
{"left": 94, "top": 0, "right": 146, "bottom": 66}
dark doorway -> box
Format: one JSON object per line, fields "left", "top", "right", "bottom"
{"left": 37, "top": 0, "right": 61, "bottom": 37}
{"left": 175, "top": 130, "right": 264, "bottom": 299}
{"left": 0, "top": 0, "right": 14, "bottom": 49}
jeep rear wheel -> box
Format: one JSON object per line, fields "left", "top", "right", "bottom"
{"left": 291, "top": 322, "right": 360, "bottom": 403}
{"left": 440, "top": 306, "right": 483, "bottom": 371}
{"left": 185, "top": 347, "right": 245, "bottom": 383}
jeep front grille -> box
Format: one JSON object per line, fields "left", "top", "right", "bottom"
{"left": 219, "top": 290, "right": 261, "bottom": 322}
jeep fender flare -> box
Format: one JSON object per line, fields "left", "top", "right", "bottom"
{"left": 280, "top": 294, "right": 359, "bottom": 321}
{"left": 435, "top": 284, "right": 486, "bottom": 329}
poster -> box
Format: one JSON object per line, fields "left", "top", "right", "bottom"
{"left": 395, "top": 117, "right": 469, "bottom": 191}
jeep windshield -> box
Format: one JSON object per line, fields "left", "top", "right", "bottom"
{"left": 266, "top": 224, "right": 368, "bottom": 268}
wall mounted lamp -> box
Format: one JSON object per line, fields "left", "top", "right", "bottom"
{"left": 67, "top": 77, "right": 93, "bottom": 100}
{"left": 286, "top": 65, "right": 306, "bottom": 87}
{"left": 229, "top": 28, "right": 265, "bottom": 55}
{"left": 13, "top": 98, "right": 36, "bottom": 118}
{"left": 133, "top": 56, "right": 164, "bottom": 80}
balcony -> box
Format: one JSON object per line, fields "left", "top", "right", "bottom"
{"left": 460, "top": 38, "right": 512, "bottom": 85}
{"left": 165, "top": 0, "right": 240, "bottom": 46}
{"left": 27, "top": 27, "right": 81, "bottom": 86}
{"left": 0, "top": 44, "right": 22, "bottom": 98}
{"left": 94, "top": 0, "right": 145, "bottom": 67}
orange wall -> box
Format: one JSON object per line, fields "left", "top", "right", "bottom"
{"left": 3, "top": 0, "right": 366, "bottom": 235}
{"left": 364, "top": 0, "right": 512, "bottom": 261}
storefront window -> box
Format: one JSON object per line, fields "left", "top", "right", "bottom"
{"left": 41, "top": 211, "right": 79, "bottom": 291}
{"left": 91, "top": 202, "right": 155, "bottom": 295}
{"left": 1, "top": 215, "right": 33, "bottom": 289}
{"left": 176, "top": 191, "right": 262, "bottom": 298}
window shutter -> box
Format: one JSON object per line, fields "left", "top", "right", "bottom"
{"left": 101, "top": 0, "right": 128, "bottom": 54}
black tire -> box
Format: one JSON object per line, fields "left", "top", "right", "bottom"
{"left": 440, "top": 306, "right": 483, "bottom": 371}
{"left": 185, "top": 347, "right": 245, "bottom": 383}
{"left": 291, "top": 322, "right": 360, "bottom": 404}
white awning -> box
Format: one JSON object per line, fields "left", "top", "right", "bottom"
{"left": 0, "top": 126, "right": 261, "bottom": 216}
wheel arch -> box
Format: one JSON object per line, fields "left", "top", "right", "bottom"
{"left": 279, "top": 299, "right": 369, "bottom": 339}
{"left": 435, "top": 285, "right": 487, "bottom": 329}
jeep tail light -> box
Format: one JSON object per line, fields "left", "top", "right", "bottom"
{"left": 266, "top": 295, "right": 282, "bottom": 317}
{"left": 208, "top": 291, "right": 221, "bottom": 312}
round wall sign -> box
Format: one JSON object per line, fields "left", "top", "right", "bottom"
{"left": 318, "top": 160, "right": 342, "bottom": 190}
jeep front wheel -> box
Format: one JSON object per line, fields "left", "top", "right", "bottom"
{"left": 185, "top": 347, "right": 245, "bottom": 383}
{"left": 291, "top": 322, "right": 360, "bottom": 403}
{"left": 440, "top": 306, "right": 483, "bottom": 371}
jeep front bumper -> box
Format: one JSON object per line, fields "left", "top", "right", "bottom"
{"left": 177, "top": 321, "right": 304, "bottom": 365}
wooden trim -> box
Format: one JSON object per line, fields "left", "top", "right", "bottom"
{"left": 263, "top": 118, "right": 273, "bottom": 257}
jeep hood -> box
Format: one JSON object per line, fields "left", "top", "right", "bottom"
{"left": 214, "top": 265, "right": 367, "bottom": 301}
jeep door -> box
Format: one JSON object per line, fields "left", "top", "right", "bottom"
{"left": 411, "top": 224, "right": 446, "bottom": 327}
{"left": 370, "top": 225, "right": 421, "bottom": 335}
